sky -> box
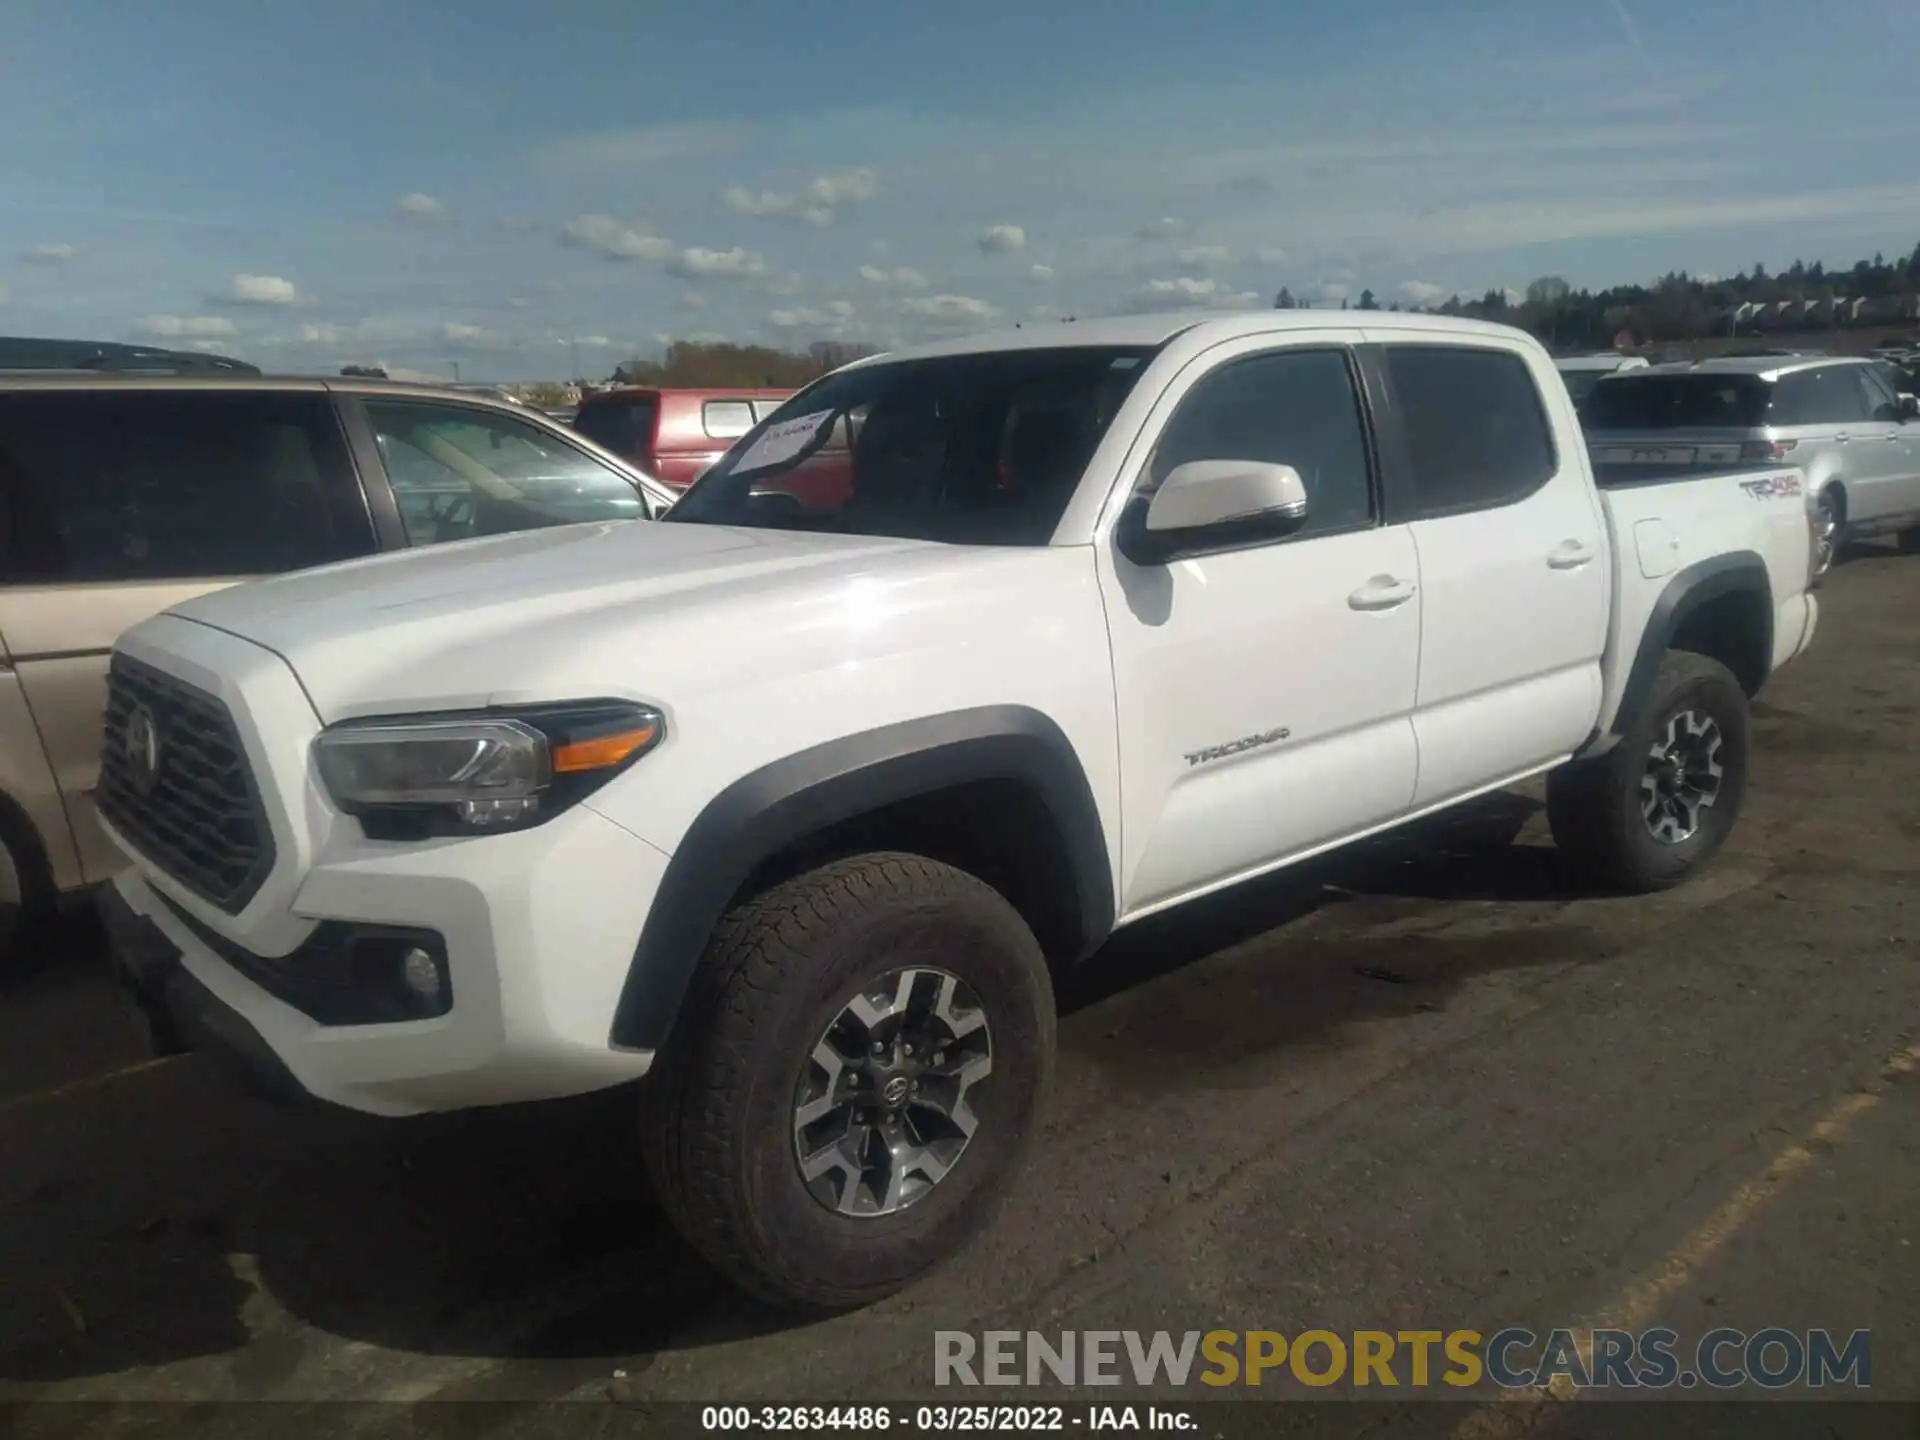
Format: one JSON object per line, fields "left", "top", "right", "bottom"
{"left": 1, "top": 0, "right": 1917, "bottom": 380}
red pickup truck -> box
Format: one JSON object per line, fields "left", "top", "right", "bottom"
{"left": 572, "top": 387, "right": 794, "bottom": 489}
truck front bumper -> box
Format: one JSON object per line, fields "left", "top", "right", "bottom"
{"left": 102, "top": 798, "right": 671, "bottom": 1118}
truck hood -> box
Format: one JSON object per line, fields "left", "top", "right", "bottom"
{"left": 163, "top": 518, "right": 947, "bottom": 720}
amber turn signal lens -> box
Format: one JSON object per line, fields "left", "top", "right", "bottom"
{"left": 551, "top": 724, "right": 659, "bottom": 774}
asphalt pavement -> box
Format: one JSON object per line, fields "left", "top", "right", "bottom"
{"left": 2, "top": 543, "right": 1915, "bottom": 1435}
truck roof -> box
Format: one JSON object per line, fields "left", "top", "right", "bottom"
{"left": 840, "top": 309, "right": 1536, "bottom": 368}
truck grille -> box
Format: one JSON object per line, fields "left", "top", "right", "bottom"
{"left": 98, "top": 654, "right": 275, "bottom": 914}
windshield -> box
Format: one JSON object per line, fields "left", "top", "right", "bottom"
{"left": 1582, "top": 372, "right": 1772, "bottom": 430}
{"left": 665, "top": 346, "right": 1155, "bottom": 545}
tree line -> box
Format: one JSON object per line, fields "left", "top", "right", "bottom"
{"left": 1278, "top": 241, "right": 1920, "bottom": 353}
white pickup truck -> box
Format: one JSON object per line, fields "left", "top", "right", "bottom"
{"left": 99, "top": 311, "right": 1820, "bottom": 1311}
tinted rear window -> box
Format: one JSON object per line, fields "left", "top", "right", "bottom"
{"left": 0, "top": 391, "right": 367, "bottom": 582}
{"left": 572, "top": 395, "right": 658, "bottom": 460}
{"left": 1583, "top": 373, "right": 1771, "bottom": 430}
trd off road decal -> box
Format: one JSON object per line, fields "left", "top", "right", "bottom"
{"left": 1739, "top": 474, "right": 1803, "bottom": 500}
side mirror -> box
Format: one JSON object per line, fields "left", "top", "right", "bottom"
{"left": 1899, "top": 393, "right": 1919, "bottom": 421}
{"left": 1119, "top": 460, "right": 1309, "bottom": 565}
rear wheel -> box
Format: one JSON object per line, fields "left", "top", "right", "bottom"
{"left": 640, "top": 852, "right": 1055, "bottom": 1311}
{"left": 1548, "top": 651, "right": 1750, "bottom": 893}
{"left": 1813, "top": 486, "right": 1846, "bottom": 575}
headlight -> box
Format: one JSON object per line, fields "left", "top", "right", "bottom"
{"left": 314, "top": 700, "right": 663, "bottom": 839}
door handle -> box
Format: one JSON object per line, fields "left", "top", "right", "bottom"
{"left": 1547, "top": 539, "right": 1596, "bottom": 570}
{"left": 1348, "top": 575, "right": 1416, "bottom": 611}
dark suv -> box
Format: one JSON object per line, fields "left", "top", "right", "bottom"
{"left": 0, "top": 373, "right": 674, "bottom": 965}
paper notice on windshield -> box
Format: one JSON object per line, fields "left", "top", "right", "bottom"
{"left": 733, "top": 410, "right": 833, "bottom": 475}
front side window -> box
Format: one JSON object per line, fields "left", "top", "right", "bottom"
{"left": 1385, "top": 346, "right": 1557, "bottom": 517}
{"left": 0, "top": 391, "right": 366, "bottom": 583}
{"left": 668, "top": 347, "right": 1153, "bottom": 545}
{"left": 364, "top": 401, "right": 646, "bottom": 547}
{"left": 1855, "top": 365, "right": 1904, "bottom": 421}
{"left": 1145, "top": 348, "right": 1374, "bottom": 538}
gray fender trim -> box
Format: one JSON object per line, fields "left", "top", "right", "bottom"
{"left": 1583, "top": 550, "right": 1773, "bottom": 756}
{"left": 607, "top": 705, "right": 1115, "bottom": 1052}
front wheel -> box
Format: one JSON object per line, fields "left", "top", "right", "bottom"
{"left": 639, "top": 852, "right": 1055, "bottom": 1311}
{"left": 1547, "top": 651, "right": 1751, "bottom": 893}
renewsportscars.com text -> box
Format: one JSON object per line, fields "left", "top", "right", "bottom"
{"left": 933, "top": 1328, "right": 1871, "bottom": 1391}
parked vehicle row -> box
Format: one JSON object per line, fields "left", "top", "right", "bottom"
{"left": 0, "top": 374, "right": 673, "bottom": 962}
{"left": 1578, "top": 353, "right": 1920, "bottom": 573}
{"left": 95, "top": 310, "right": 1820, "bottom": 1311}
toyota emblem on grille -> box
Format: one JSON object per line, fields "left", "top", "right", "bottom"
{"left": 123, "top": 704, "right": 161, "bottom": 793}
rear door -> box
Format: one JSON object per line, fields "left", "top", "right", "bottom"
{"left": 1371, "top": 337, "right": 1611, "bottom": 807}
{"left": 0, "top": 387, "right": 376, "bottom": 884}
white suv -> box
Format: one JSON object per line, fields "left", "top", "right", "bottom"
{"left": 101, "top": 312, "right": 1819, "bottom": 1310}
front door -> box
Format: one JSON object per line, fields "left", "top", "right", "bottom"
{"left": 1096, "top": 334, "right": 1422, "bottom": 917}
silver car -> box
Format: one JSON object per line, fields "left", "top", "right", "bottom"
{"left": 1583, "top": 355, "right": 1920, "bottom": 573}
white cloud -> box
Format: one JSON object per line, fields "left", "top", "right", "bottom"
{"left": 1126, "top": 277, "right": 1261, "bottom": 311}
{"left": 1029, "top": 264, "right": 1055, "bottom": 280}
{"left": 441, "top": 321, "right": 508, "bottom": 349}
{"left": 508, "top": 297, "right": 533, "bottom": 309}
{"left": 668, "top": 246, "right": 769, "bottom": 280}
{"left": 296, "top": 322, "right": 342, "bottom": 344}
{"left": 901, "top": 293, "right": 999, "bottom": 328}
{"left": 561, "top": 214, "right": 675, "bottom": 262}
{"left": 977, "top": 224, "right": 1027, "bottom": 254}
{"left": 226, "top": 273, "right": 301, "bottom": 306}
{"left": 1310, "top": 281, "right": 1351, "bottom": 304}
{"left": 859, "top": 264, "right": 929, "bottom": 290}
{"left": 1398, "top": 280, "right": 1449, "bottom": 307}
{"left": 723, "top": 167, "right": 879, "bottom": 228}
{"left": 1136, "top": 217, "right": 1188, "bottom": 241}
{"left": 680, "top": 290, "right": 708, "bottom": 309}
{"left": 395, "top": 192, "right": 447, "bottom": 224}
{"left": 135, "top": 314, "right": 238, "bottom": 339}
{"left": 1176, "top": 245, "right": 1232, "bottom": 269}
{"left": 769, "top": 305, "right": 857, "bottom": 331}
{"left": 23, "top": 242, "right": 78, "bottom": 264}
{"left": 1255, "top": 245, "right": 1290, "bottom": 265}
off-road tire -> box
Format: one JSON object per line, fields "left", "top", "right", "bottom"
{"left": 639, "top": 852, "right": 1055, "bottom": 1312}
{"left": 0, "top": 826, "right": 55, "bottom": 983}
{"left": 1814, "top": 485, "right": 1846, "bottom": 575}
{"left": 1547, "top": 651, "right": 1751, "bottom": 893}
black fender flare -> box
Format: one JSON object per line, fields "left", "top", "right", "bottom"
{"left": 1592, "top": 551, "right": 1773, "bottom": 752}
{"left": 608, "top": 705, "right": 1115, "bottom": 1052}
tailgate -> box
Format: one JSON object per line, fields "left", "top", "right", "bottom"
{"left": 1587, "top": 429, "right": 1753, "bottom": 471}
